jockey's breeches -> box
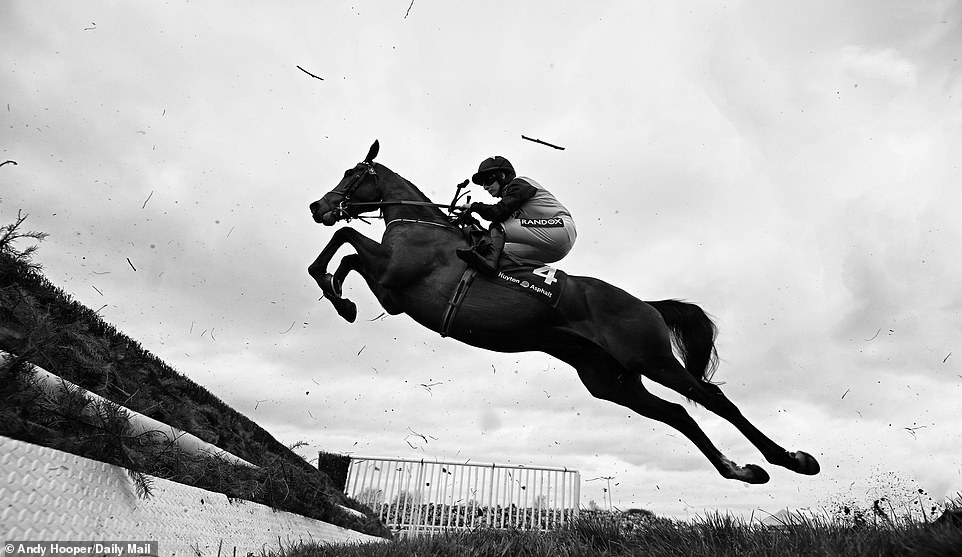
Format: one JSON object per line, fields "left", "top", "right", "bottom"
{"left": 501, "top": 215, "right": 577, "bottom": 264}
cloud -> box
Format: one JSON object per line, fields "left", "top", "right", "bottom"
{"left": 840, "top": 46, "right": 917, "bottom": 87}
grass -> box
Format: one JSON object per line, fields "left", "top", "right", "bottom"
{"left": 0, "top": 213, "right": 390, "bottom": 538}
{"left": 275, "top": 509, "right": 962, "bottom": 557}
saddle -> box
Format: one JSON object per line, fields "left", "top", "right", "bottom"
{"left": 440, "top": 222, "right": 568, "bottom": 337}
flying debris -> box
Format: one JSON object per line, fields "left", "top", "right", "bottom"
{"left": 521, "top": 135, "right": 565, "bottom": 150}
{"left": 419, "top": 381, "right": 443, "bottom": 395}
{"left": 296, "top": 65, "right": 324, "bottom": 81}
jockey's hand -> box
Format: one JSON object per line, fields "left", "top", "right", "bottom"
{"left": 450, "top": 204, "right": 477, "bottom": 226}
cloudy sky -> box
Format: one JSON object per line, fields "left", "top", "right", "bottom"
{"left": 3, "top": 1, "right": 961, "bottom": 520}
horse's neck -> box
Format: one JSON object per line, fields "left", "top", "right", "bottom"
{"left": 378, "top": 165, "right": 447, "bottom": 223}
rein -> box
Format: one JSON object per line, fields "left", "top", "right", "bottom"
{"left": 345, "top": 200, "right": 451, "bottom": 209}
{"left": 332, "top": 161, "right": 466, "bottom": 227}
{"left": 385, "top": 218, "right": 457, "bottom": 230}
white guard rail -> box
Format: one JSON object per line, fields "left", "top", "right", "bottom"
{"left": 343, "top": 456, "right": 580, "bottom": 536}
{"left": 1, "top": 350, "right": 256, "bottom": 468}
{"left": 0, "top": 350, "right": 372, "bottom": 544}
{"left": 1, "top": 436, "right": 384, "bottom": 553}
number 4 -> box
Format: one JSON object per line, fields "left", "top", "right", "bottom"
{"left": 532, "top": 266, "right": 558, "bottom": 285}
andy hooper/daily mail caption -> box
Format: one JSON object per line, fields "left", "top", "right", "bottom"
{"left": 4, "top": 542, "right": 157, "bottom": 557}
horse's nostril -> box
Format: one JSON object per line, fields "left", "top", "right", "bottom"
{"left": 309, "top": 201, "right": 319, "bottom": 213}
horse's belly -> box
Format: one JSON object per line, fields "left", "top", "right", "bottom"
{"left": 389, "top": 276, "right": 557, "bottom": 347}
{"left": 445, "top": 283, "right": 558, "bottom": 348}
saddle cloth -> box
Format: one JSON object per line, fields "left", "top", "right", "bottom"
{"left": 439, "top": 261, "right": 567, "bottom": 337}
{"left": 485, "top": 262, "right": 567, "bottom": 308}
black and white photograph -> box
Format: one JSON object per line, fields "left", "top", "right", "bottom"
{"left": 2, "top": 1, "right": 961, "bottom": 554}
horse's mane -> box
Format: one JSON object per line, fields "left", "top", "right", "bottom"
{"left": 376, "top": 163, "right": 448, "bottom": 218}
{"left": 399, "top": 175, "right": 435, "bottom": 204}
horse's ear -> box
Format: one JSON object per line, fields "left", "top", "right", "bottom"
{"left": 364, "top": 140, "right": 379, "bottom": 163}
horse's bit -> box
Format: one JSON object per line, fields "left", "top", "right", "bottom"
{"left": 330, "top": 161, "right": 380, "bottom": 222}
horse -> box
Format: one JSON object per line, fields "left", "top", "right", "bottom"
{"left": 307, "top": 141, "right": 820, "bottom": 484}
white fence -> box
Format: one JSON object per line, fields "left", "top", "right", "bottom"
{"left": 344, "top": 456, "right": 580, "bottom": 536}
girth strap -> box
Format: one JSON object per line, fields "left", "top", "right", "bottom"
{"left": 439, "top": 267, "right": 478, "bottom": 337}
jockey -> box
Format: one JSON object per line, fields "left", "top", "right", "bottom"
{"left": 456, "top": 155, "right": 577, "bottom": 274}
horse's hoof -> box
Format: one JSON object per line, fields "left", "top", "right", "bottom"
{"left": 743, "top": 464, "right": 770, "bottom": 484}
{"left": 331, "top": 297, "right": 357, "bottom": 323}
{"left": 790, "top": 451, "right": 820, "bottom": 475}
{"left": 321, "top": 274, "right": 343, "bottom": 298}
{"left": 726, "top": 462, "right": 770, "bottom": 484}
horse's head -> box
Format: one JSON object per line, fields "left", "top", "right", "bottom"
{"left": 310, "top": 141, "right": 382, "bottom": 225}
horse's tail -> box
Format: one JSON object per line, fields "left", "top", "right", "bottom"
{"left": 646, "top": 299, "right": 719, "bottom": 383}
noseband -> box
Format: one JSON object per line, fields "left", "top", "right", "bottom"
{"left": 329, "top": 161, "right": 381, "bottom": 222}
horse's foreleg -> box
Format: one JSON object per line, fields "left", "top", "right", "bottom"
{"left": 308, "top": 227, "right": 376, "bottom": 283}
{"left": 308, "top": 227, "right": 388, "bottom": 322}
{"left": 319, "top": 254, "right": 362, "bottom": 322}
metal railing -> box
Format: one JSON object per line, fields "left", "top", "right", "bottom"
{"left": 343, "top": 456, "right": 580, "bottom": 536}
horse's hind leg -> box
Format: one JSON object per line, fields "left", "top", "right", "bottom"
{"left": 565, "top": 349, "right": 770, "bottom": 484}
{"left": 702, "top": 381, "right": 819, "bottom": 475}
{"left": 640, "top": 353, "right": 819, "bottom": 476}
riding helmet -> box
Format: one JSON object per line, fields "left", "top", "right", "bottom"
{"left": 471, "top": 156, "right": 516, "bottom": 185}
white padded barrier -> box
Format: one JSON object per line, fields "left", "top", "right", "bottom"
{"left": 0, "top": 351, "right": 256, "bottom": 468}
{"left": 0, "top": 436, "right": 385, "bottom": 554}
{"left": 0, "top": 350, "right": 363, "bottom": 522}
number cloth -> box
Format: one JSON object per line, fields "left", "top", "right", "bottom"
{"left": 488, "top": 263, "right": 568, "bottom": 308}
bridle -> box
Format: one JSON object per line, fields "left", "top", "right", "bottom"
{"left": 327, "top": 161, "right": 461, "bottom": 225}
{"left": 327, "top": 160, "right": 381, "bottom": 223}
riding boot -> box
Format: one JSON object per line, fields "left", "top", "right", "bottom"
{"left": 456, "top": 225, "right": 505, "bottom": 275}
